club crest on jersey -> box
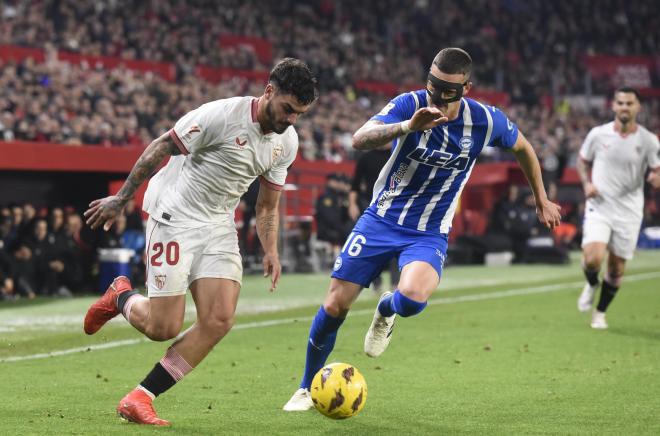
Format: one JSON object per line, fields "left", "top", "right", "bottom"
{"left": 459, "top": 136, "right": 474, "bottom": 150}
{"left": 154, "top": 274, "right": 167, "bottom": 290}
{"left": 378, "top": 102, "right": 395, "bottom": 116}
{"left": 333, "top": 256, "right": 342, "bottom": 271}
{"left": 272, "top": 143, "right": 284, "bottom": 161}
{"left": 182, "top": 123, "right": 201, "bottom": 142}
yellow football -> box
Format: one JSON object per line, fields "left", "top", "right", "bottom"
{"left": 310, "top": 362, "right": 367, "bottom": 419}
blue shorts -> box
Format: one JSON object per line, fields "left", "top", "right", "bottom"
{"left": 331, "top": 210, "right": 448, "bottom": 288}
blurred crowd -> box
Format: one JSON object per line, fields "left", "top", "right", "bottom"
{"left": 0, "top": 54, "right": 376, "bottom": 161}
{"left": 3, "top": 0, "right": 659, "bottom": 95}
{"left": 0, "top": 201, "right": 144, "bottom": 301}
{"left": 0, "top": 0, "right": 659, "bottom": 165}
{"left": 1, "top": 54, "right": 659, "bottom": 167}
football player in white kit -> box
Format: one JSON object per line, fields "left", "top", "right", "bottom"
{"left": 82, "top": 58, "right": 318, "bottom": 425}
{"left": 577, "top": 87, "right": 660, "bottom": 329}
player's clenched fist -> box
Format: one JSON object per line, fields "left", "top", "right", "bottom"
{"left": 583, "top": 182, "right": 599, "bottom": 199}
{"left": 647, "top": 171, "right": 660, "bottom": 189}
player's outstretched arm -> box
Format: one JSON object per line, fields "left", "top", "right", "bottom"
{"left": 84, "top": 131, "right": 181, "bottom": 230}
{"left": 510, "top": 132, "right": 562, "bottom": 229}
{"left": 255, "top": 182, "right": 282, "bottom": 292}
{"left": 352, "top": 107, "right": 448, "bottom": 150}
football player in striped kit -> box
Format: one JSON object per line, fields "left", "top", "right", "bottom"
{"left": 284, "top": 47, "right": 561, "bottom": 411}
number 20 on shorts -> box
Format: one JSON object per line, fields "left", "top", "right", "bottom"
{"left": 342, "top": 232, "right": 366, "bottom": 257}
{"left": 150, "top": 241, "right": 180, "bottom": 266}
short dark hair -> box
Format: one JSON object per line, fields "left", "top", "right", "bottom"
{"left": 614, "top": 86, "right": 640, "bottom": 101}
{"left": 269, "top": 58, "right": 319, "bottom": 105}
{"left": 432, "top": 48, "right": 472, "bottom": 78}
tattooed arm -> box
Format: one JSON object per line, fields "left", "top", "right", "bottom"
{"left": 352, "top": 107, "right": 449, "bottom": 150}
{"left": 352, "top": 120, "right": 408, "bottom": 151}
{"left": 255, "top": 180, "right": 282, "bottom": 291}
{"left": 84, "top": 131, "right": 181, "bottom": 230}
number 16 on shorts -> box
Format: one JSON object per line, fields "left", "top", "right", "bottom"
{"left": 342, "top": 232, "right": 367, "bottom": 257}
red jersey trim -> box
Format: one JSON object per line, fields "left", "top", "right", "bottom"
{"left": 169, "top": 129, "right": 190, "bottom": 155}
{"left": 259, "top": 175, "right": 283, "bottom": 191}
{"left": 613, "top": 122, "right": 638, "bottom": 138}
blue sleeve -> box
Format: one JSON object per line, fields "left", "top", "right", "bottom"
{"left": 371, "top": 93, "right": 416, "bottom": 124}
{"left": 488, "top": 106, "right": 518, "bottom": 149}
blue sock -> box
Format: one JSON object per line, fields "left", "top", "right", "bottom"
{"left": 377, "top": 292, "right": 396, "bottom": 317}
{"left": 378, "top": 290, "right": 427, "bottom": 318}
{"left": 300, "top": 306, "right": 345, "bottom": 389}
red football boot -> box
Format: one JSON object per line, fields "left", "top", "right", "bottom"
{"left": 83, "top": 276, "right": 133, "bottom": 335}
{"left": 117, "top": 388, "right": 170, "bottom": 426}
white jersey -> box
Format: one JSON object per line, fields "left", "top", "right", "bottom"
{"left": 143, "top": 96, "right": 298, "bottom": 227}
{"left": 579, "top": 121, "right": 660, "bottom": 222}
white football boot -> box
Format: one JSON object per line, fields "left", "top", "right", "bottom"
{"left": 577, "top": 282, "right": 598, "bottom": 312}
{"left": 364, "top": 291, "right": 396, "bottom": 357}
{"left": 590, "top": 310, "right": 608, "bottom": 330}
{"left": 282, "top": 388, "right": 313, "bottom": 411}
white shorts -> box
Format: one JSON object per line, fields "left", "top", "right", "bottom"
{"left": 145, "top": 217, "right": 243, "bottom": 297}
{"left": 581, "top": 208, "right": 641, "bottom": 260}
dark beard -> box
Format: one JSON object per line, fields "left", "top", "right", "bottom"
{"left": 265, "top": 100, "right": 289, "bottom": 134}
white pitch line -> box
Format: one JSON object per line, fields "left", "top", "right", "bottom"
{"left": 3, "top": 271, "right": 660, "bottom": 363}
{"left": 1, "top": 339, "right": 144, "bottom": 363}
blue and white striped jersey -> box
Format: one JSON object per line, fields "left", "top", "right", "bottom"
{"left": 367, "top": 90, "right": 519, "bottom": 235}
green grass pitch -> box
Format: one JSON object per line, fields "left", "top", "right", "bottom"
{"left": 1, "top": 251, "right": 659, "bottom": 435}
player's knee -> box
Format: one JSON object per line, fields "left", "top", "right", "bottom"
{"left": 397, "top": 285, "right": 429, "bottom": 303}
{"left": 201, "top": 316, "right": 234, "bottom": 341}
{"left": 323, "top": 286, "right": 353, "bottom": 318}
{"left": 322, "top": 301, "right": 343, "bottom": 318}
{"left": 583, "top": 255, "right": 601, "bottom": 271}
{"left": 145, "top": 323, "right": 181, "bottom": 341}
{"left": 392, "top": 289, "right": 427, "bottom": 317}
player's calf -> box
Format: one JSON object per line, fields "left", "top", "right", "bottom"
{"left": 595, "top": 272, "right": 622, "bottom": 314}
{"left": 144, "top": 324, "right": 181, "bottom": 342}
{"left": 299, "top": 306, "right": 346, "bottom": 389}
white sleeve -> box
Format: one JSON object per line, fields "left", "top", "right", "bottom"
{"left": 647, "top": 133, "right": 660, "bottom": 169}
{"left": 169, "top": 101, "right": 227, "bottom": 155}
{"left": 260, "top": 131, "right": 299, "bottom": 190}
{"left": 579, "top": 128, "right": 598, "bottom": 162}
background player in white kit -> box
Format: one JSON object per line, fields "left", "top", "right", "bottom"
{"left": 82, "top": 58, "right": 318, "bottom": 425}
{"left": 577, "top": 87, "right": 660, "bottom": 329}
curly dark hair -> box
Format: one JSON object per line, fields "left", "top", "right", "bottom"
{"left": 268, "top": 58, "right": 319, "bottom": 105}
